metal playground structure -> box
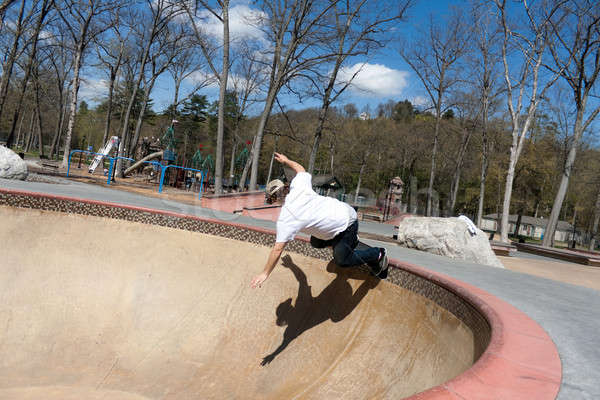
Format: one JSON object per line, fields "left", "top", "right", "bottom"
{"left": 66, "top": 149, "right": 206, "bottom": 200}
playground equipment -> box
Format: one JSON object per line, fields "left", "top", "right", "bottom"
{"left": 123, "top": 151, "right": 164, "bottom": 176}
{"left": 158, "top": 165, "right": 204, "bottom": 199}
{"left": 68, "top": 150, "right": 134, "bottom": 185}
{"left": 88, "top": 136, "right": 119, "bottom": 174}
{"left": 67, "top": 149, "right": 205, "bottom": 199}
{"left": 161, "top": 122, "right": 178, "bottom": 162}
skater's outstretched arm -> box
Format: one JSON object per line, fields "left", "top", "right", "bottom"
{"left": 251, "top": 242, "right": 287, "bottom": 288}
{"left": 274, "top": 153, "right": 305, "bottom": 174}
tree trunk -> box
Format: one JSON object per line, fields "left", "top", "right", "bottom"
{"left": 239, "top": 137, "right": 256, "bottom": 191}
{"left": 542, "top": 108, "right": 586, "bottom": 247}
{"left": 117, "top": 26, "right": 155, "bottom": 176}
{"left": 49, "top": 96, "right": 64, "bottom": 159}
{"left": 500, "top": 133, "right": 520, "bottom": 242}
{"left": 589, "top": 187, "right": 600, "bottom": 251}
{"left": 426, "top": 115, "right": 441, "bottom": 216}
{"left": 476, "top": 94, "right": 490, "bottom": 228}
{"left": 50, "top": 99, "right": 67, "bottom": 160}
{"left": 128, "top": 79, "right": 155, "bottom": 157}
{"left": 308, "top": 107, "right": 328, "bottom": 175}
{"left": 61, "top": 40, "right": 85, "bottom": 168}
{"left": 249, "top": 88, "right": 278, "bottom": 191}
{"left": 228, "top": 135, "right": 237, "bottom": 182}
{"left": 354, "top": 160, "right": 366, "bottom": 203}
{"left": 15, "top": 112, "right": 24, "bottom": 148}
{"left": 329, "top": 139, "right": 335, "bottom": 174}
{"left": 24, "top": 110, "right": 35, "bottom": 152}
{"left": 214, "top": 1, "right": 230, "bottom": 194}
{"left": 448, "top": 126, "right": 472, "bottom": 216}
{"left": 102, "top": 66, "right": 117, "bottom": 146}
{"left": 266, "top": 136, "right": 278, "bottom": 184}
{"left": 0, "top": 0, "right": 25, "bottom": 124}
{"left": 5, "top": 0, "right": 47, "bottom": 149}
{"left": 34, "top": 73, "right": 44, "bottom": 157}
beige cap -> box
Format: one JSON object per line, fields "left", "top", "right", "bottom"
{"left": 266, "top": 179, "right": 285, "bottom": 196}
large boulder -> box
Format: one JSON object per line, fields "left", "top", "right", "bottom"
{"left": 396, "top": 216, "right": 504, "bottom": 268}
{"left": 0, "top": 146, "right": 28, "bottom": 180}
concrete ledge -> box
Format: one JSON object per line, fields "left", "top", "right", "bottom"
{"left": 0, "top": 188, "right": 562, "bottom": 399}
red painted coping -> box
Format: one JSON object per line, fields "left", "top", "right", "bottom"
{"left": 0, "top": 188, "right": 562, "bottom": 399}
{"left": 399, "top": 260, "right": 561, "bottom": 399}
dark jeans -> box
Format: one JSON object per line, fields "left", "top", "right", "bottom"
{"left": 310, "top": 221, "right": 381, "bottom": 268}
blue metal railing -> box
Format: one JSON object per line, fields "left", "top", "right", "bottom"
{"left": 159, "top": 165, "right": 205, "bottom": 200}
{"left": 67, "top": 150, "right": 135, "bottom": 185}
{"left": 68, "top": 149, "right": 206, "bottom": 199}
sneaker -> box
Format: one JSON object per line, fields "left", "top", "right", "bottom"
{"left": 370, "top": 248, "right": 389, "bottom": 279}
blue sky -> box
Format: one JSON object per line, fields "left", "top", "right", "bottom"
{"left": 79, "top": 0, "right": 459, "bottom": 115}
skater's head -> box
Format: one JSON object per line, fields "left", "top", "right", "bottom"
{"left": 265, "top": 179, "right": 288, "bottom": 204}
{"left": 276, "top": 298, "right": 293, "bottom": 326}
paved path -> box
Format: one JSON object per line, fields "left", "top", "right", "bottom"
{"left": 2, "top": 176, "right": 599, "bottom": 399}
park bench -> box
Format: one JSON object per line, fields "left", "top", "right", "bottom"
{"left": 41, "top": 162, "right": 59, "bottom": 169}
{"left": 362, "top": 213, "right": 383, "bottom": 222}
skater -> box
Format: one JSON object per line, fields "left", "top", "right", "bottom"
{"left": 250, "top": 153, "right": 388, "bottom": 289}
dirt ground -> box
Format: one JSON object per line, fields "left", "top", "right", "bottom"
{"left": 499, "top": 256, "right": 600, "bottom": 291}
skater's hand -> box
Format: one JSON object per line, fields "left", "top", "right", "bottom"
{"left": 274, "top": 153, "right": 305, "bottom": 173}
{"left": 274, "top": 152, "right": 289, "bottom": 164}
{"left": 251, "top": 272, "right": 269, "bottom": 288}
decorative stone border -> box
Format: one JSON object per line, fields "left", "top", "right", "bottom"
{"left": 0, "top": 188, "right": 562, "bottom": 399}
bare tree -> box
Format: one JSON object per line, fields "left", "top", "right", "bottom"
{"left": 166, "top": 26, "right": 207, "bottom": 117}
{"left": 45, "top": 27, "right": 73, "bottom": 159}
{"left": 94, "top": 8, "right": 129, "bottom": 146}
{"left": 446, "top": 100, "right": 479, "bottom": 216}
{"left": 58, "top": 0, "right": 119, "bottom": 168}
{"left": 0, "top": 0, "right": 29, "bottom": 125}
{"left": 493, "top": 0, "right": 568, "bottom": 242}
{"left": 306, "top": 0, "right": 412, "bottom": 175}
{"left": 469, "top": 0, "right": 503, "bottom": 228}
{"left": 400, "top": 11, "right": 470, "bottom": 216}
{"left": 115, "top": 0, "right": 179, "bottom": 175}
{"left": 129, "top": 22, "right": 189, "bottom": 156}
{"left": 5, "top": 0, "right": 54, "bottom": 149}
{"left": 541, "top": 0, "right": 600, "bottom": 246}
{"left": 229, "top": 44, "right": 264, "bottom": 190}
{"left": 182, "top": 0, "right": 231, "bottom": 193}
{"left": 0, "top": 0, "right": 18, "bottom": 33}
{"left": 239, "top": 0, "right": 340, "bottom": 190}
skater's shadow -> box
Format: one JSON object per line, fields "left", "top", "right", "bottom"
{"left": 261, "top": 255, "right": 379, "bottom": 366}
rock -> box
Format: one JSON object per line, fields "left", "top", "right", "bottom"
{"left": 396, "top": 216, "right": 504, "bottom": 268}
{"left": 0, "top": 145, "right": 28, "bottom": 180}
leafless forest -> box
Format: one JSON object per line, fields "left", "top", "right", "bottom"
{"left": 0, "top": 0, "right": 599, "bottom": 248}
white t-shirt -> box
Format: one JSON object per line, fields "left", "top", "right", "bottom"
{"left": 275, "top": 172, "right": 357, "bottom": 243}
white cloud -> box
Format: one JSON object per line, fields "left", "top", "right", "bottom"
{"left": 195, "top": 4, "right": 267, "bottom": 43}
{"left": 337, "top": 63, "right": 409, "bottom": 97}
{"left": 410, "top": 95, "right": 430, "bottom": 108}
{"left": 79, "top": 77, "right": 108, "bottom": 103}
